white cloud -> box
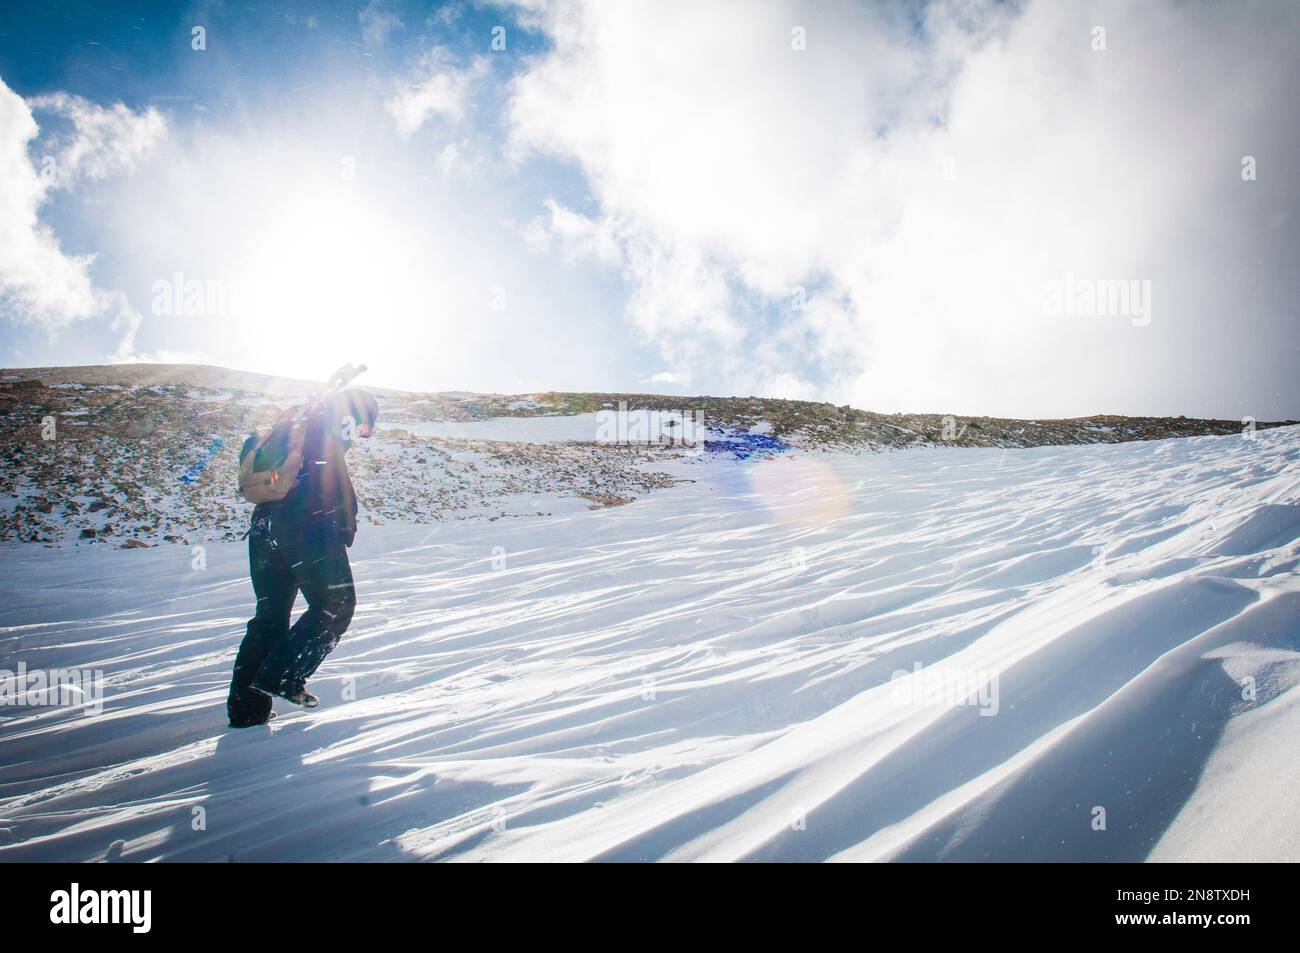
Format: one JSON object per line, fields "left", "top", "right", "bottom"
{"left": 435, "top": 142, "right": 462, "bottom": 178}
{"left": 110, "top": 347, "right": 210, "bottom": 366}
{"left": 643, "top": 370, "right": 687, "bottom": 387}
{"left": 27, "top": 91, "right": 166, "bottom": 186}
{"left": 509, "top": 0, "right": 1300, "bottom": 416}
{"left": 387, "top": 48, "right": 487, "bottom": 138}
{"left": 359, "top": 0, "right": 403, "bottom": 48}
{"left": 521, "top": 199, "right": 621, "bottom": 264}
{"left": 0, "top": 77, "right": 163, "bottom": 346}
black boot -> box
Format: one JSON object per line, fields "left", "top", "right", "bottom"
{"left": 229, "top": 711, "right": 277, "bottom": 729}
{"left": 250, "top": 681, "right": 319, "bottom": 708}
{"left": 281, "top": 688, "right": 319, "bottom": 708}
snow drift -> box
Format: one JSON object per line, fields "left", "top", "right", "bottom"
{"left": 1, "top": 426, "right": 1299, "bottom": 862}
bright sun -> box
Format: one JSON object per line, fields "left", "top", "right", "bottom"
{"left": 237, "top": 188, "right": 422, "bottom": 382}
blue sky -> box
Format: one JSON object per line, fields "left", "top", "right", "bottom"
{"left": 1, "top": 1, "right": 1297, "bottom": 417}
{"left": 0, "top": 1, "right": 546, "bottom": 109}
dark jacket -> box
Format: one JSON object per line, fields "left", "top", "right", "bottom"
{"left": 240, "top": 408, "right": 359, "bottom": 546}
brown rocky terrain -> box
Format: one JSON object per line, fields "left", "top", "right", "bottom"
{"left": 0, "top": 363, "right": 1292, "bottom": 546}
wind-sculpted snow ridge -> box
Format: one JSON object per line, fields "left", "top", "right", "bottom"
{"left": 1, "top": 364, "right": 1293, "bottom": 546}
{"left": 1, "top": 426, "right": 1297, "bottom": 862}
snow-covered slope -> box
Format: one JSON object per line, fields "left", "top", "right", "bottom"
{"left": 1, "top": 427, "right": 1298, "bottom": 862}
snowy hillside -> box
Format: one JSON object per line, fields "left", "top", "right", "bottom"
{"left": 2, "top": 424, "right": 1298, "bottom": 861}
{"left": 2, "top": 363, "right": 1290, "bottom": 545}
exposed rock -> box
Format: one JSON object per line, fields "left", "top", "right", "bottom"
{"left": 0, "top": 363, "right": 1293, "bottom": 546}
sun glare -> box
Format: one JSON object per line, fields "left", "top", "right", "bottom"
{"left": 238, "top": 189, "right": 420, "bottom": 381}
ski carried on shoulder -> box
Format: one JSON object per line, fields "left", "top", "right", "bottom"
{"left": 304, "top": 363, "right": 368, "bottom": 418}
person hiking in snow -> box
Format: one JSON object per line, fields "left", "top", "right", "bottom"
{"left": 226, "top": 386, "right": 379, "bottom": 727}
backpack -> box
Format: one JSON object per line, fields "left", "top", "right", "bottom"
{"left": 237, "top": 417, "right": 307, "bottom": 503}
{"left": 236, "top": 363, "right": 368, "bottom": 505}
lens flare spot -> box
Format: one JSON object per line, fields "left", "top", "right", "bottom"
{"left": 748, "top": 456, "right": 850, "bottom": 525}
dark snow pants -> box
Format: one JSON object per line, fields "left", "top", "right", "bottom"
{"left": 226, "top": 510, "right": 356, "bottom": 727}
